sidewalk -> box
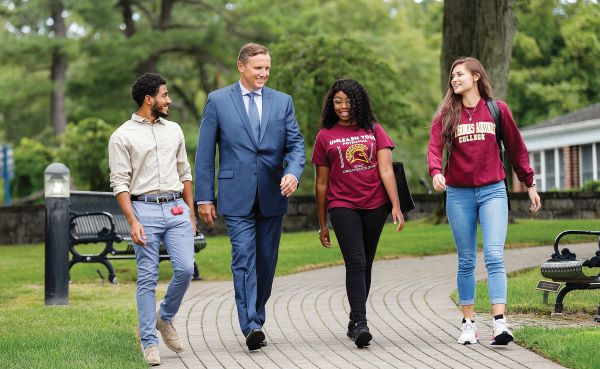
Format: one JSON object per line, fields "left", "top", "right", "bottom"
{"left": 159, "top": 243, "right": 597, "bottom": 368}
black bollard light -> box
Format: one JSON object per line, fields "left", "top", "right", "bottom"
{"left": 44, "top": 163, "right": 70, "bottom": 305}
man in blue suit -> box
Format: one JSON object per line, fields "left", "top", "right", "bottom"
{"left": 194, "top": 43, "right": 305, "bottom": 351}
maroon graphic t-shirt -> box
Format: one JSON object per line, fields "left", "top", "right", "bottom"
{"left": 311, "top": 123, "right": 395, "bottom": 209}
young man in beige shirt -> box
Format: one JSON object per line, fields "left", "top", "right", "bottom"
{"left": 108, "top": 73, "right": 196, "bottom": 366}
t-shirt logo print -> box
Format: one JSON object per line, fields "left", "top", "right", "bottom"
{"left": 345, "top": 144, "right": 370, "bottom": 165}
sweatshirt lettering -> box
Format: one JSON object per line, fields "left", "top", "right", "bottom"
{"left": 455, "top": 121, "right": 496, "bottom": 143}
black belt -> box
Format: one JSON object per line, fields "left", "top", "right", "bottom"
{"left": 131, "top": 192, "right": 182, "bottom": 204}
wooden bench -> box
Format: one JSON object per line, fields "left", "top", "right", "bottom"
{"left": 68, "top": 191, "right": 206, "bottom": 284}
{"left": 540, "top": 230, "right": 600, "bottom": 321}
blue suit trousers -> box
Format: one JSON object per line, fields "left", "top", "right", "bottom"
{"left": 223, "top": 201, "right": 283, "bottom": 336}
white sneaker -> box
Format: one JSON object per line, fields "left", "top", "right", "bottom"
{"left": 491, "top": 317, "right": 514, "bottom": 345}
{"left": 457, "top": 319, "right": 479, "bottom": 344}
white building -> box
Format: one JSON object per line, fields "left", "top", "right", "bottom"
{"left": 518, "top": 103, "right": 600, "bottom": 192}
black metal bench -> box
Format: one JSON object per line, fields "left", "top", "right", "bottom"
{"left": 68, "top": 191, "right": 206, "bottom": 284}
{"left": 540, "top": 230, "right": 600, "bottom": 321}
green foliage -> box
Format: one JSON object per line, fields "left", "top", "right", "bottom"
{"left": 11, "top": 137, "right": 55, "bottom": 197}
{"left": 0, "top": 63, "right": 53, "bottom": 143}
{"left": 11, "top": 117, "right": 113, "bottom": 194}
{"left": 510, "top": 0, "right": 600, "bottom": 125}
{"left": 56, "top": 118, "right": 113, "bottom": 191}
{"left": 582, "top": 180, "right": 600, "bottom": 192}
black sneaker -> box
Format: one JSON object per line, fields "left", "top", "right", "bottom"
{"left": 346, "top": 312, "right": 354, "bottom": 338}
{"left": 245, "top": 329, "right": 265, "bottom": 351}
{"left": 350, "top": 325, "right": 372, "bottom": 348}
{"left": 347, "top": 321, "right": 355, "bottom": 339}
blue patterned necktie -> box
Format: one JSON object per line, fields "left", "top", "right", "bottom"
{"left": 247, "top": 92, "right": 261, "bottom": 142}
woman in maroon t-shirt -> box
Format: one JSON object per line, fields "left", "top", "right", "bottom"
{"left": 427, "top": 57, "right": 541, "bottom": 346}
{"left": 312, "top": 79, "right": 404, "bottom": 348}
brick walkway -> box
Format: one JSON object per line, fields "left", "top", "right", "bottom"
{"left": 158, "top": 243, "right": 597, "bottom": 368}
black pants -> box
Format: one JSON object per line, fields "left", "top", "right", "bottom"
{"left": 329, "top": 203, "right": 389, "bottom": 326}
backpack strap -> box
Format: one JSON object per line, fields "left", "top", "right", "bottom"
{"left": 485, "top": 98, "right": 504, "bottom": 161}
{"left": 485, "top": 98, "right": 512, "bottom": 211}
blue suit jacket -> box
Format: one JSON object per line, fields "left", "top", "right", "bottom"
{"left": 194, "top": 83, "right": 305, "bottom": 217}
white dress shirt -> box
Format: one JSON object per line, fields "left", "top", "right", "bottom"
{"left": 239, "top": 82, "right": 263, "bottom": 123}
{"left": 109, "top": 113, "right": 192, "bottom": 196}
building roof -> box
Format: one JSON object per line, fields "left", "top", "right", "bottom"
{"left": 522, "top": 102, "right": 600, "bottom": 131}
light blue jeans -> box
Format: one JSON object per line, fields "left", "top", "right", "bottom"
{"left": 132, "top": 200, "right": 194, "bottom": 349}
{"left": 446, "top": 181, "right": 508, "bottom": 306}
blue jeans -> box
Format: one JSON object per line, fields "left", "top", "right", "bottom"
{"left": 446, "top": 181, "right": 508, "bottom": 306}
{"left": 132, "top": 200, "right": 194, "bottom": 349}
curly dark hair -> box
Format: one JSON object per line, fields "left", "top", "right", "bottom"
{"left": 320, "top": 79, "right": 376, "bottom": 132}
{"left": 131, "top": 73, "right": 167, "bottom": 107}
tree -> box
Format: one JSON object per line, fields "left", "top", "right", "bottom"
{"left": 50, "top": 0, "right": 67, "bottom": 134}
{"left": 441, "top": 0, "right": 516, "bottom": 99}
{"left": 0, "top": 0, "right": 104, "bottom": 140}
{"left": 508, "top": 0, "right": 600, "bottom": 125}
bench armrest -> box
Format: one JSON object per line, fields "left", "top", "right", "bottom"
{"left": 552, "top": 230, "right": 600, "bottom": 258}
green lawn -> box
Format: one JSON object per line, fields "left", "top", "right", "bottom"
{"left": 515, "top": 327, "right": 600, "bottom": 369}
{"left": 0, "top": 218, "right": 599, "bottom": 368}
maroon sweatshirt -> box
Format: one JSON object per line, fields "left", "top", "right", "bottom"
{"left": 427, "top": 99, "right": 535, "bottom": 188}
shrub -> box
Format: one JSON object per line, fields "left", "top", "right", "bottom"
{"left": 582, "top": 180, "right": 600, "bottom": 192}
{"left": 11, "top": 137, "right": 56, "bottom": 198}
{"left": 56, "top": 118, "right": 113, "bottom": 191}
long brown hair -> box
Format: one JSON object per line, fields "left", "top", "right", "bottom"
{"left": 433, "top": 57, "right": 493, "bottom": 152}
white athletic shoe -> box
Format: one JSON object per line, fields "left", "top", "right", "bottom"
{"left": 491, "top": 317, "right": 514, "bottom": 345}
{"left": 457, "top": 319, "right": 479, "bottom": 344}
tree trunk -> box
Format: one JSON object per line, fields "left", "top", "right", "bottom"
{"left": 135, "top": 0, "right": 175, "bottom": 74}
{"left": 441, "top": 0, "right": 516, "bottom": 99}
{"left": 197, "top": 60, "right": 218, "bottom": 95}
{"left": 136, "top": 55, "right": 159, "bottom": 75}
{"left": 116, "top": 0, "right": 136, "bottom": 37}
{"left": 158, "top": 0, "right": 174, "bottom": 30}
{"left": 50, "top": 0, "right": 67, "bottom": 135}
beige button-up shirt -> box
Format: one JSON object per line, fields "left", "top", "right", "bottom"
{"left": 108, "top": 113, "right": 192, "bottom": 196}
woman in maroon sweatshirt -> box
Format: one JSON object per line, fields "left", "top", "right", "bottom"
{"left": 427, "top": 57, "right": 541, "bottom": 346}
